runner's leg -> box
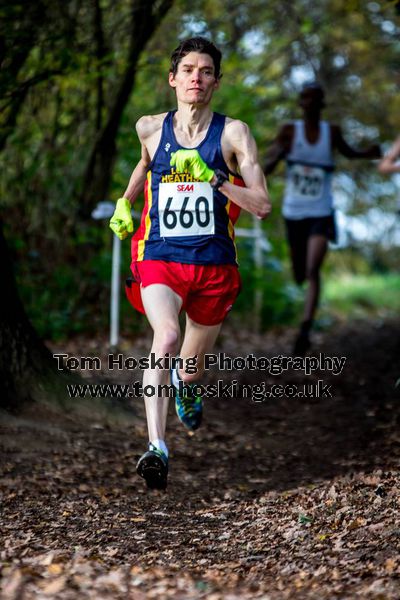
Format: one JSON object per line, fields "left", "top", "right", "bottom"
{"left": 179, "top": 315, "right": 222, "bottom": 383}
{"left": 294, "top": 233, "right": 328, "bottom": 354}
{"left": 136, "top": 283, "right": 183, "bottom": 489}
{"left": 140, "top": 284, "right": 183, "bottom": 442}
{"left": 286, "top": 219, "right": 307, "bottom": 285}
{"left": 303, "top": 234, "right": 328, "bottom": 322}
{"left": 170, "top": 315, "right": 222, "bottom": 431}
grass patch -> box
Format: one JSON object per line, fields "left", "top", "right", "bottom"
{"left": 321, "top": 272, "right": 400, "bottom": 319}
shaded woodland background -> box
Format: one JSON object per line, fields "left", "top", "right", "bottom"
{"left": 1, "top": 4, "right": 400, "bottom": 598}
{"left": 1, "top": 0, "right": 400, "bottom": 407}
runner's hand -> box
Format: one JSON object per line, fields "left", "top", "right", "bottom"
{"left": 170, "top": 149, "right": 214, "bottom": 182}
{"left": 109, "top": 198, "right": 134, "bottom": 240}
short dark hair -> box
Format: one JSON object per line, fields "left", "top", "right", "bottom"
{"left": 170, "top": 37, "right": 222, "bottom": 79}
{"left": 299, "top": 81, "right": 326, "bottom": 107}
{"left": 301, "top": 81, "right": 324, "bottom": 93}
{"left": 300, "top": 81, "right": 325, "bottom": 99}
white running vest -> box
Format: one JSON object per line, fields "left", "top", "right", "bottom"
{"left": 282, "top": 120, "right": 335, "bottom": 219}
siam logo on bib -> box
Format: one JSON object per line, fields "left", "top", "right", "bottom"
{"left": 177, "top": 184, "right": 194, "bottom": 193}
{"left": 159, "top": 181, "right": 214, "bottom": 237}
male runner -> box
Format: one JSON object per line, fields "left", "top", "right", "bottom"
{"left": 264, "top": 82, "right": 380, "bottom": 355}
{"left": 109, "top": 37, "right": 270, "bottom": 489}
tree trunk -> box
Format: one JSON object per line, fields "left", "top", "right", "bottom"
{"left": 93, "top": 0, "right": 106, "bottom": 132}
{"left": 79, "top": 0, "right": 174, "bottom": 216}
{"left": 0, "top": 220, "right": 59, "bottom": 410}
{"left": 0, "top": 0, "right": 175, "bottom": 410}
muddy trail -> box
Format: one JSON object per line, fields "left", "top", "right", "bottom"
{"left": 1, "top": 318, "right": 400, "bottom": 599}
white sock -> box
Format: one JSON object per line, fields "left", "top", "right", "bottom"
{"left": 170, "top": 366, "right": 181, "bottom": 389}
{"left": 151, "top": 438, "right": 168, "bottom": 458}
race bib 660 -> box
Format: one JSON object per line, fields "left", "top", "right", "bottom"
{"left": 158, "top": 182, "right": 215, "bottom": 237}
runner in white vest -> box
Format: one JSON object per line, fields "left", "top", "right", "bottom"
{"left": 265, "top": 82, "right": 381, "bottom": 354}
{"left": 283, "top": 119, "right": 334, "bottom": 220}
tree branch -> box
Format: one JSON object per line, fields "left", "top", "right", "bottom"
{"left": 78, "top": 0, "right": 174, "bottom": 216}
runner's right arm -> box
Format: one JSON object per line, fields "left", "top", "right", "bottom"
{"left": 109, "top": 116, "right": 162, "bottom": 239}
{"left": 263, "top": 124, "right": 293, "bottom": 175}
{"left": 122, "top": 117, "right": 155, "bottom": 203}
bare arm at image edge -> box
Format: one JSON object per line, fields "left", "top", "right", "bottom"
{"left": 378, "top": 136, "right": 400, "bottom": 175}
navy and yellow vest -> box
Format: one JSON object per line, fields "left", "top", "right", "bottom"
{"left": 131, "top": 111, "right": 243, "bottom": 265}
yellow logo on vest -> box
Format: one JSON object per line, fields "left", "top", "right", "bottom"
{"left": 161, "top": 169, "right": 199, "bottom": 183}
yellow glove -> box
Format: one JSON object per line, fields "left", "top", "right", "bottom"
{"left": 170, "top": 149, "right": 214, "bottom": 182}
{"left": 109, "top": 198, "right": 133, "bottom": 240}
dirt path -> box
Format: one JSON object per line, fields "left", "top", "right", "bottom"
{"left": 1, "top": 319, "right": 400, "bottom": 599}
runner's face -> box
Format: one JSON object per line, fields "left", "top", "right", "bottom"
{"left": 299, "top": 89, "right": 325, "bottom": 115}
{"left": 169, "top": 52, "right": 219, "bottom": 106}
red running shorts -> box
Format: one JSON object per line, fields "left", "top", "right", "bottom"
{"left": 125, "top": 260, "right": 241, "bottom": 326}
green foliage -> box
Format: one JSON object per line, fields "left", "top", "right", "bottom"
{"left": 321, "top": 272, "right": 400, "bottom": 320}
{"left": 11, "top": 224, "right": 107, "bottom": 340}
{"left": 234, "top": 237, "right": 302, "bottom": 330}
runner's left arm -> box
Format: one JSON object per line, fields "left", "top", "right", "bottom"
{"left": 332, "top": 124, "right": 381, "bottom": 159}
{"left": 217, "top": 120, "right": 271, "bottom": 219}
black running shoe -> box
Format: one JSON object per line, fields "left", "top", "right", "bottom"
{"left": 136, "top": 443, "right": 168, "bottom": 490}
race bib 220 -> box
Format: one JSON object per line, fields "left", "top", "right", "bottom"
{"left": 289, "top": 164, "right": 325, "bottom": 201}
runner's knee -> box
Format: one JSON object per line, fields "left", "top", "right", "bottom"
{"left": 153, "top": 326, "right": 180, "bottom": 356}
{"left": 306, "top": 264, "right": 321, "bottom": 281}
